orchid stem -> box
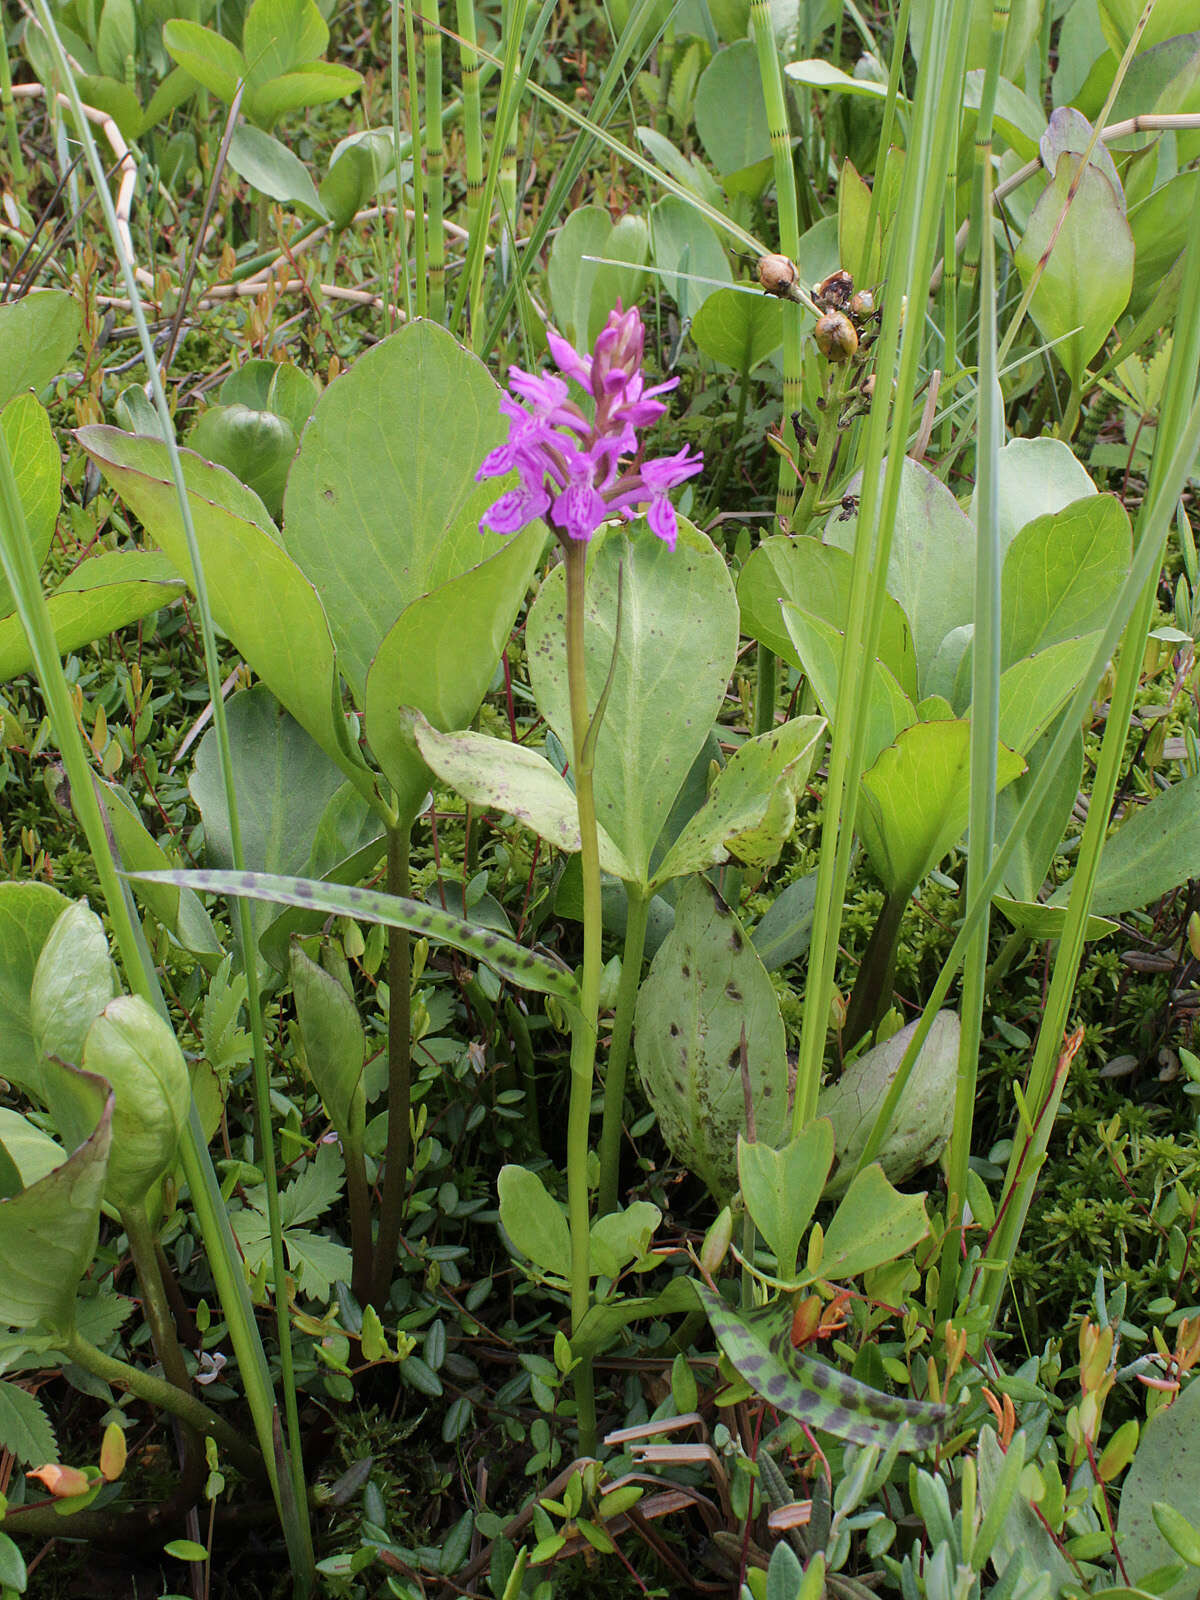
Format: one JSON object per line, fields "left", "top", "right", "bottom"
{"left": 563, "top": 538, "right": 601, "bottom": 1455}
{"left": 597, "top": 886, "right": 650, "bottom": 1217}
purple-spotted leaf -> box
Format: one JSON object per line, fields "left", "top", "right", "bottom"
{"left": 694, "top": 1282, "right": 953, "bottom": 1450}
{"left": 127, "top": 869, "right": 580, "bottom": 1006}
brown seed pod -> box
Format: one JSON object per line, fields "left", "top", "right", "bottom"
{"left": 814, "top": 311, "right": 859, "bottom": 361}
{"left": 815, "top": 268, "right": 854, "bottom": 309}
{"left": 757, "top": 252, "right": 799, "bottom": 298}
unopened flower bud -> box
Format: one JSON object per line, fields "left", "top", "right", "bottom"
{"left": 700, "top": 1206, "right": 734, "bottom": 1275}
{"left": 758, "top": 253, "right": 798, "bottom": 298}
{"left": 814, "top": 311, "right": 859, "bottom": 361}
{"left": 849, "top": 289, "right": 875, "bottom": 318}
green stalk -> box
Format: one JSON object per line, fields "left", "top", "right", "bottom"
{"left": 0, "top": 7, "right": 26, "bottom": 186}
{"left": 25, "top": 8, "right": 314, "bottom": 1582}
{"left": 748, "top": 0, "right": 803, "bottom": 742}
{"left": 404, "top": 0, "right": 428, "bottom": 320}
{"left": 122, "top": 1202, "right": 197, "bottom": 1400}
{"left": 938, "top": 138, "right": 1002, "bottom": 1324}
{"left": 391, "top": 0, "right": 413, "bottom": 324}
{"left": 597, "top": 886, "right": 650, "bottom": 1217}
{"left": 371, "top": 825, "right": 413, "bottom": 1308}
{"left": 793, "top": 0, "right": 973, "bottom": 1132}
{"left": 455, "top": 0, "right": 485, "bottom": 341}
{"left": 563, "top": 539, "right": 602, "bottom": 1455}
{"left": 497, "top": 0, "right": 521, "bottom": 279}
{"left": 64, "top": 1330, "right": 262, "bottom": 1481}
{"left": 420, "top": 0, "right": 445, "bottom": 322}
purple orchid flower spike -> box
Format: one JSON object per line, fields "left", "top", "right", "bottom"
{"left": 476, "top": 304, "right": 702, "bottom": 551}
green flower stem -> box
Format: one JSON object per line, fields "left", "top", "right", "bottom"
{"left": 0, "top": 20, "right": 25, "bottom": 185}
{"left": 390, "top": 0, "right": 413, "bottom": 325}
{"left": 563, "top": 539, "right": 601, "bottom": 1456}
{"left": 455, "top": 0, "right": 485, "bottom": 342}
{"left": 64, "top": 1329, "right": 263, "bottom": 1481}
{"left": 372, "top": 824, "right": 413, "bottom": 1308}
{"left": 597, "top": 886, "right": 650, "bottom": 1218}
{"left": 403, "top": 0, "right": 428, "bottom": 320}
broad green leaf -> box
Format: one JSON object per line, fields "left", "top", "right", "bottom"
{"left": 0, "top": 292, "right": 81, "bottom": 408}
{"left": 695, "top": 41, "right": 772, "bottom": 176}
{"left": 995, "top": 721, "right": 1084, "bottom": 903}
{"left": 837, "top": 158, "right": 878, "bottom": 286}
{"left": 589, "top": 1201, "right": 662, "bottom": 1279}
{"left": 0, "top": 1377, "right": 56, "bottom": 1466}
{"left": 363, "top": 523, "right": 544, "bottom": 822}
{"left": 96, "top": 0, "right": 136, "bottom": 78}
{"left": 1099, "top": 0, "right": 1197, "bottom": 56}
{"left": 289, "top": 944, "right": 365, "bottom": 1149}
{"left": 242, "top": 0, "right": 328, "bottom": 87}
{"left": 825, "top": 457, "right": 974, "bottom": 692}
{"left": 690, "top": 288, "right": 783, "bottom": 373}
{"left": 995, "top": 634, "right": 1105, "bottom": 754}
{"left": 1054, "top": 774, "right": 1200, "bottom": 917}
{"left": 547, "top": 207, "right": 612, "bottom": 350}
{"left": 1040, "top": 107, "right": 1122, "bottom": 202}
{"left": 130, "top": 870, "right": 581, "bottom": 1005}
{"left": 0, "top": 1072, "right": 112, "bottom": 1335}
{"left": 858, "top": 721, "right": 1024, "bottom": 896}
{"left": 738, "top": 535, "right": 917, "bottom": 696}
{"left": 977, "top": 1428, "right": 1074, "bottom": 1592}
{"left": 780, "top": 603, "right": 915, "bottom": 774}
{"left": 74, "top": 74, "right": 143, "bottom": 140}
{"left": 497, "top": 1164, "right": 570, "bottom": 1280}
{"left": 0, "top": 395, "right": 59, "bottom": 617}
{"left": 818, "top": 1012, "right": 959, "bottom": 1194}
{"left": 586, "top": 215, "right": 649, "bottom": 347}
{"left": 247, "top": 63, "right": 364, "bottom": 129}
{"left": 636, "top": 127, "right": 724, "bottom": 211}
{"left": 283, "top": 321, "right": 520, "bottom": 705}
{"left": 1117, "top": 1374, "right": 1200, "bottom": 1599}
{"left": 785, "top": 59, "right": 893, "bottom": 99}
{"left": 227, "top": 124, "right": 327, "bottom": 215}
{"left": 77, "top": 427, "right": 355, "bottom": 784}
{"left": 79, "top": 997, "right": 189, "bottom": 1209}
{"left": 1015, "top": 155, "right": 1134, "bottom": 388}
{"left": 186, "top": 403, "right": 299, "bottom": 521}
{"left": 737, "top": 1119, "right": 833, "bottom": 1281}
{"left": 29, "top": 902, "right": 115, "bottom": 1080}
{"left": 0, "top": 883, "right": 71, "bottom": 1099}
{"left": 1000, "top": 494, "right": 1131, "bottom": 667}
{"left": 405, "top": 710, "right": 635, "bottom": 879}
{"left": 986, "top": 437, "right": 1097, "bottom": 559}
{"left": 1128, "top": 169, "right": 1200, "bottom": 321}
{"left": 0, "top": 1111, "right": 64, "bottom": 1188}
{"left": 0, "top": 552, "right": 187, "bottom": 683}
{"left": 94, "top": 779, "right": 222, "bottom": 959}
{"left": 219, "top": 360, "right": 318, "bottom": 438}
{"left": 190, "top": 685, "right": 350, "bottom": 947}
{"left": 320, "top": 129, "right": 395, "bottom": 231}
{"left": 694, "top": 1282, "right": 953, "bottom": 1450}
{"left": 1151, "top": 1505, "right": 1200, "bottom": 1572}
{"left": 820, "top": 1164, "right": 929, "bottom": 1280}
{"left": 751, "top": 873, "right": 817, "bottom": 971}
{"left": 570, "top": 1277, "right": 699, "bottom": 1362}
{"left": 634, "top": 876, "right": 788, "bottom": 1203}
{"left": 162, "top": 19, "right": 245, "bottom": 102}
{"left": 994, "top": 896, "right": 1118, "bottom": 942}
{"left": 652, "top": 714, "right": 825, "bottom": 885}
{"left": 527, "top": 521, "right": 739, "bottom": 886}
{"left": 649, "top": 195, "right": 733, "bottom": 322}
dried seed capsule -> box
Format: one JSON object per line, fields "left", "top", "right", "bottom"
{"left": 815, "top": 268, "right": 854, "bottom": 309}
{"left": 757, "top": 252, "right": 798, "bottom": 298}
{"left": 814, "top": 310, "right": 859, "bottom": 361}
{"left": 849, "top": 288, "right": 875, "bottom": 318}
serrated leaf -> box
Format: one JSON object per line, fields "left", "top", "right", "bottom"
{"left": 0, "top": 1378, "right": 57, "bottom": 1465}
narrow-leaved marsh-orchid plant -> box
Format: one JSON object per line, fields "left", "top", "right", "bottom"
{"left": 477, "top": 306, "right": 701, "bottom": 1454}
